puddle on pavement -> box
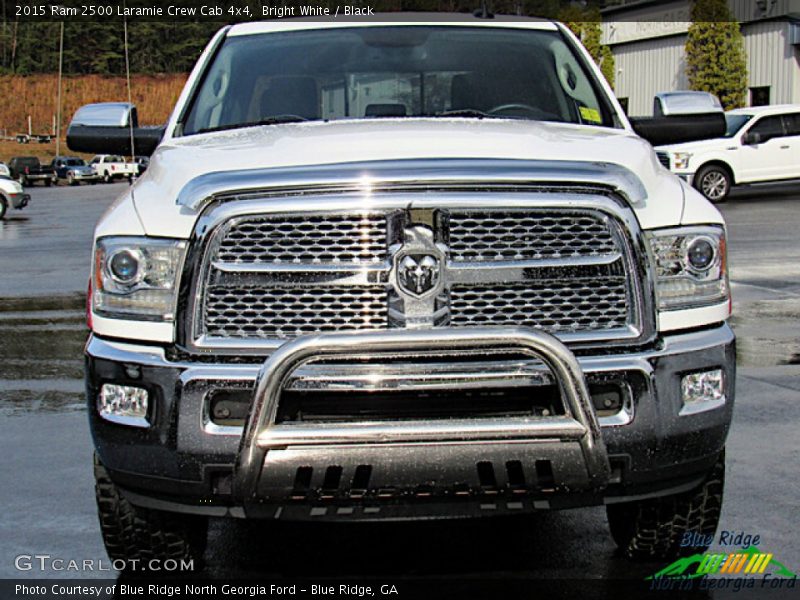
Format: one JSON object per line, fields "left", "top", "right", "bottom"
{"left": 730, "top": 296, "right": 800, "bottom": 367}
{"left": 0, "top": 294, "right": 87, "bottom": 415}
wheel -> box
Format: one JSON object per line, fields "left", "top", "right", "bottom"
{"left": 103, "top": 172, "right": 111, "bottom": 184}
{"left": 606, "top": 450, "right": 725, "bottom": 561}
{"left": 44, "top": 178, "right": 52, "bottom": 187}
{"left": 90, "top": 180, "right": 97, "bottom": 185}
{"left": 694, "top": 165, "right": 731, "bottom": 203}
{"left": 0, "top": 196, "right": 7, "bottom": 220}
{"left": 67, "top": 173, "right": 76, "bottom": 186}
{"left": 94, "top": 454, "right": 208, "bottom": 565}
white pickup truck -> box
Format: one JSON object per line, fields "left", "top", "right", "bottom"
{"left": 89, "top": 154, "right": 138, "bottom": 183}
{"left": 67, "top": 16, "right": 735, "bottom": 568}
{"left": 657, "top": 104, "right": 800, "bottom": 202}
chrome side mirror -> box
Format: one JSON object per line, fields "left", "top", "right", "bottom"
{"left": 67, "top": 102, "right": 164, "bottom": 157}
{"left": 742, "top": 131, "right": 764, "bottom": 146}
{"left": 70, "top": 103, "right": 139, "bottom": 128}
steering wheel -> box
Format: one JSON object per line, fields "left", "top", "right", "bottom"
{"left": 487, "top": 103, "right": 542, "bottom": 116}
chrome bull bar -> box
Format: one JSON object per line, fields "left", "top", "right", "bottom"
{"left": 233, "top": 327, "right": 611, "bottom": 506}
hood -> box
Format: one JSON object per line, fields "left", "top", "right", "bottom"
{"left": 0, "top": 177, "right": 23, "bottom": 193}
{"left": 655, "top": 136, "right": 728, "bottom": 153}
{"left": 130, "top": 118, "right": 686, "bottom": 238}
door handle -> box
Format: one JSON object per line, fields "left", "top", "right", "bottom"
{"left": 780, "top": 145, "right": 790, "bottom": 149}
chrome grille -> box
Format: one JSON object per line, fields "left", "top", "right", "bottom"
{"left": 204, "top": 286, "right": 388, "bottom": 339}
{"left": 450, "top": 279, "right": 629, "bottom": 331}
{"left": 448, "top": 211, "right": 617, "bottom": 262}
{"left": 192, "top": 196, "right": 644, "bottom": 350}
{"left": 656, "top": 152, "right": 671, "bottom": 169}
{"left": 216, "top": 214, "right": 387, "bottom": 264}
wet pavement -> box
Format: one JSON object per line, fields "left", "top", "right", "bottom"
{"left": 1, "top": 181, "right": 799, "bottom": 585}
{"left": 0, "top": 181, "right": 126, "bottom": 297}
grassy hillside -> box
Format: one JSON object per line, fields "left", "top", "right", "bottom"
{"left": 0, "top": 74, "right": 187, "bottom": 161}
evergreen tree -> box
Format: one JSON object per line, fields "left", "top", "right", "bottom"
{"left": 685, "top": 0, "right": 748, "bottom": 110}
{"left": 558, "top": 5, "right": 615, "bottom": 87}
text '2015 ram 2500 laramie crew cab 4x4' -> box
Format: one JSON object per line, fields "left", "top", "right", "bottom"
{"left": 67, "top": 16, "right": 734, "bottom": 566}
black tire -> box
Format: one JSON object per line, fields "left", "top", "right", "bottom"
{"left": 103, "top": 172, "right": 111, "bottom": 184}
{"left": 0, "top": 196, "right": 7, "bottom": 220}
{"left": 94, "top": 454, "right": 208, "bottom": 566}
{"left": 694, "top": 165, "right": 732, "bottom": 203}
{"left": 607, "top": 450, "right": 725, "bottom": 561}
{"left": 67, "top": 173, "right": 76, "bottom": 186}
{"left": 44, "top": 178, "right": 52, "bottom": 187}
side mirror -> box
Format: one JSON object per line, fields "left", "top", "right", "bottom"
{"left": 629, "top": 112, "right": 727, "bottom": 146}
{"left": 66, "top": 102, "right": 165, "bottom": 157}
{"left": 742, "top": 131, "right": 764, "bottom": 146}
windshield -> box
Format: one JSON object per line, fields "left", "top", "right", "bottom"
{"left": 182, "top": 26, "right": 613, "bottom": 135}
{"left": 65, "top": 159, "right": 85, "bottom": 166}
{"left": 724, "top": 114, "right": 753, "bottom": 137}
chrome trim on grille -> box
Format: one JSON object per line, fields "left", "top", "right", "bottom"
{"left": 180, "top": 162, "right": 655, "bottom": 354}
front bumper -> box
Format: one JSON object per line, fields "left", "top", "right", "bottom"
{"left": 9, "top": 193, "right": 30, "bottom": 209}
{"left": 24, "top": 173, "right": 56, "bottom": 182}
{"left": 86, "top": 324, "right": 735, "bottom": 520}
{"left": 672, "top": 171, "right": 695, "bottom": 185}
{"left": 68, "top": 171, "right": 100, "bottom": 181}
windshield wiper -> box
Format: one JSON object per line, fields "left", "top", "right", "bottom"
{"left": 194, "top": 115, "right": 309, "bottom": 134}
{"left": 433, "top": 109, "right": 492, "bottom": 119}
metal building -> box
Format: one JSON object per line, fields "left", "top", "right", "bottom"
{"left": 601, "top": 0, "right": 800, "bottom": 116}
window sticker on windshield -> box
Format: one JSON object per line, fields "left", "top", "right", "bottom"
{"left": 579, "top": 107, "right": 602, "bottom": 124}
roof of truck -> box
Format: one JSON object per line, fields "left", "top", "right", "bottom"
{"left": 228, "top": 14, "right": 559, "bottom": 37}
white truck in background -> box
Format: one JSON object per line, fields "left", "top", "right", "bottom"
{"left": 657, "top": 104, "right": 800, "bottom": 202}
{"left": 89, "top": 154, "right": 138, "bottom": 183}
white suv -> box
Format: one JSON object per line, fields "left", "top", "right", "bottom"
{"left": 657, "top": 104, "right": 800, "bottom": 202}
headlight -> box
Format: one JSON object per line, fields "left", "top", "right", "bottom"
{"left": 672, "top": 152, "right": 692, "bottom": 170}
{"left": 93, "top": 237, "right": 187, "bottom": 320}
{"left": 647, "top": 226, "right": 729, "bottom": 311}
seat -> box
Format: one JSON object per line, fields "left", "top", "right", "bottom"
{"left": 259, "top": 77, "right": 320, "bottom": 120}
{"left": 450, "top": 73, "right": 486, "bottom": 111}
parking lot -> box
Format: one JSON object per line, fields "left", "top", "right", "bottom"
{"left": 0, "top": 180, "right": 799, "bottom": 584}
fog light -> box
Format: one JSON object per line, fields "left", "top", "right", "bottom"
{"left": 680, "top": 369, "right": 725, "bottom": 415}
{"left": 98, "top": 384, "right": 149, "bottom": 427}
